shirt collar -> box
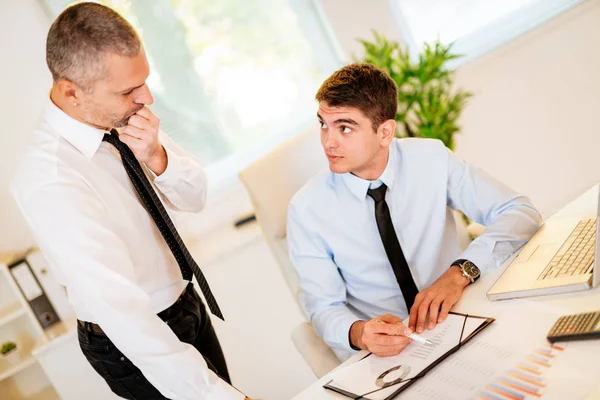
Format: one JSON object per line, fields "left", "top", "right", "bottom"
{"left": 341, "top": 145, "right": 397, "bottom": 201}
{"left": 45, "top": 98, "right": 106, "bottom": 159}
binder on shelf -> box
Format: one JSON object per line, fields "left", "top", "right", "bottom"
{"left": 8, "top": 258, "right": 60, "bottom": 329}
{"left": 26, "top": 250, "right": 74, "bottom": 321}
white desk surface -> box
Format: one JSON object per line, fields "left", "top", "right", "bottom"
{"left": 292, "top": 184, "right": 600, "bottom": 400}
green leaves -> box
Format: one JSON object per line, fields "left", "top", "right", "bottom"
{"left": 357, "top": 31, "right": 472, "bottom": 150}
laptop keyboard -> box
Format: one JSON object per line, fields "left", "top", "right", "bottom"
{"left": 538, "top": 218, "right": 597, "bottom": 280}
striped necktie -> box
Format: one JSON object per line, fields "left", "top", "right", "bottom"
{"left": 103, "top": 129, "right": 224, "bottom": 320}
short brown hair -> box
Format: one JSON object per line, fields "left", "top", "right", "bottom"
{"left": 46, "top": 2, "right": 141, "bottom": 91}
{"left": 316, "top": 63, "right": 398, "bottom": 132}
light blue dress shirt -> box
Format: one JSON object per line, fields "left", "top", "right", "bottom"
{"left": 287, "top": 138, "right": 541, "bottom": 357}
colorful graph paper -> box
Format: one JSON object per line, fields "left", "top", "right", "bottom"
{"left": 474, "top": 343, "right": 565, "bottom": 400}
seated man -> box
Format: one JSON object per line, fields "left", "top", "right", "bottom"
{"left": 287, "top": 63, "right": 541, "bottom": 360}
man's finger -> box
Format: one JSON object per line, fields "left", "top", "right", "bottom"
{"left": 369, "top": 344, "right": 406, "bottom": 357}
{"left": 134, "top": 105, "right": 158, "bottom": 124}
{"left": 368, "top": 321, "right": 411, "bottom": 337}
{"left": 370, "top": 333, "right": 410, "bottom": 347}
{"left": 369, "top": 341, "right": 411, "bottom": 357}
{"left": 416, "top": 296, "right": 431, "bottom": 333}
{"left": 118, "top": 134, "right": 140, "bottom": 145}
{"left": 408, "top": 294, "right": 423, "bottom": 331}
{"left": 427, "top": 299, "right": 442, "bottom": 330}
{"left": 133, "top": 105, "right": 151, "bottom": 120}
{"left": 122, "top": 125, "right": 145, "bottom": 140}
{"left": 438, "top": 299, "right": 453, "bottom": 323}
{"left": 127, "top": 114, "right": 152, "bottom": 130}
{"left": 371, "top": 348, "right": 405, "bottom": 358}
{"left": 378, "top": 314, "right": 403, "bottom": 325}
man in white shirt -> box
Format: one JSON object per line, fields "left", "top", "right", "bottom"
{"left": 11, "top": 3, "right": 249, "bottom": 399}
{"left": 287, "top": 63, "right": 542, "bottom": 360}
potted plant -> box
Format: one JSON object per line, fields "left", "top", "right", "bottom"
{"left": 1, "top": 341, "right": 20, "bottom": 364}
{"left": 357, "top": 30, "right": 473, "bottom": 149}
{"left": 357, "top": 31, "right": 481, "bottom": 239}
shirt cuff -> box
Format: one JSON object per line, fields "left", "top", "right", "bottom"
{"left": 335, "top": 313, "right": 362, "bottom": 352}
{"left": 457, "top": 242, "right": 491, "bottom": 275}
{"left": 205, "top": 369, "right": 246, "bottom": 400}
{"left": 151, "top": 146, "right": 182, "bottom": 190}
{"left": 148, "top": 147, "right": 183, "bottom": 202}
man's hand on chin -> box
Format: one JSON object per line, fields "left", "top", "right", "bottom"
{"left": 408, "top": 265, "right": 470, "bottom": 334}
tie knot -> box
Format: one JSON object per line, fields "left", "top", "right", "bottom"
{"left": 102, "top": 128, "right": 120, "bottom": 143}
{"left": 367, "top": 183, "right": 387, "bottom": 202}
{"left": 103, "top": 129, "right": 121, "bottom": 146}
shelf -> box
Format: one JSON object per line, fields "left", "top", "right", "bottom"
{"left": 0, "top": 304, "right": 26, "bottom": 328}
{"left": 0, "top": 354, "right": 37, "bottom": 382}
{"left": 24, "top": 386, "right": 60, "bottom": 400}
{"left": 33, "top": 319, "right": 76, "bottom": 356}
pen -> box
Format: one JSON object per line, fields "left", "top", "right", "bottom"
{"left": 407, "top": 332, "right": 435, "bottom": 346}
{"left": 375, "top": 319, "right": 436, "bottom": 346}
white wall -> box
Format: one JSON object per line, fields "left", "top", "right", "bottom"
{"left": 0, "top": 0, "right": 52, "bottom": 252}
{"left": 453, "top": 0, "right": 600, "bottom": 217}
{"left": 321, "top": 0, "right": 600, "bottom": 218}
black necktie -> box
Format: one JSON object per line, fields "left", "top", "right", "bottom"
{"left": 103, "top": 129, "right": 224, "bottom": 320}
{"left": 367, "top": 183, "right": 419, "bottom": 310}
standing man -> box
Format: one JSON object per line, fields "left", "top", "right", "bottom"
{"left": 12, "top": 3, "right": 248, "bottom": 399}
{"left": 287, "top": 63, "right": 541, "bottom": 360}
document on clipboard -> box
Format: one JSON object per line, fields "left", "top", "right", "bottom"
{"left": 323, "top": 312, "right": 494, "bottom": 400}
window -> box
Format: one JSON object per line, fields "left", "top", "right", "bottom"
{"left": 390, "top": 0, "right": 584, "bottom": 67}
{"left": 41, "top": 0, "right": 342, "bottom": 191}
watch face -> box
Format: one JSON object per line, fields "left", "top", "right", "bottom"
{"left": 463, "top": 261, "right": 480, "bottom": 278}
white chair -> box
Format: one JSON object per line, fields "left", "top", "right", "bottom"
{"left": 239, "top": 128, "right": 342, "bottom": 378}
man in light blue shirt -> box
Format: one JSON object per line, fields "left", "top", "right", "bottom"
{"left": 287, "top": 63, "right": 541, "bottom": 360}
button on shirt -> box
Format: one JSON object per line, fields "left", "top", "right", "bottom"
{"left": 287, "top": 138, "right": 541, "bottom": 357}
{"left": 11, "top": 100, "right": 243, "bottom": 400}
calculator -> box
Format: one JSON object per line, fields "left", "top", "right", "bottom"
{"left": 547, "top": 311, "right": 600, "bottom": 343}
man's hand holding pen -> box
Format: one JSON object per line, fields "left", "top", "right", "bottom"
{"left": 349, "top": 314, "right": 414, "bottom": 357}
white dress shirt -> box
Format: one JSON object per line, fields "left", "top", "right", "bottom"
{"left": 11, "top": 100, "right": 244, "bottom": 400}
{"left": 287, "top": 138, "right": 541, "bottom": 358}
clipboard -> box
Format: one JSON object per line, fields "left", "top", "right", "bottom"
{"left": 323, "top": 312, "right": 495, "bottom": 399}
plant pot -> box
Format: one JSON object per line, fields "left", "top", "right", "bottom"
{"left": 2, "top": 348, "right": 21, "bottom": 365}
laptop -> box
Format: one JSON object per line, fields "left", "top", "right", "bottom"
{"left": 487, "top": 186, "right": 600, "bottom": 300}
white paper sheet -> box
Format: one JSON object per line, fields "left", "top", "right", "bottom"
{"left": 327, "top": 313, "right": 489, "bottom": 400}
{"left": 326, "top": 301, "right": 600, "bottom": 400}
{"left": 397, "top": 301, "right": 600, "bottom": 400}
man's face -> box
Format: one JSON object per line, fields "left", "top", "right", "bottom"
{"left": 318, "top": 102, "right": 387, "bottom": 179}
{"left": 80, "top": 50, "right": 153, "bottom": 129}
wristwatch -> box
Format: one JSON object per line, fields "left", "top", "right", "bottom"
{"left": 452, "top": 259, "right": 480, "bottom": 284}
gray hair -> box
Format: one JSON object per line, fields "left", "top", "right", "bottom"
{"left": 46, "top": 2, "right": 141, "bottom": 91}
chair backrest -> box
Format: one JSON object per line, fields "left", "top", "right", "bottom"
{"left": 239, "top": 127, "right": 326, "bottom": 296}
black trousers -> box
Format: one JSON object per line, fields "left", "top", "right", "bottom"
{"left": 78, "top": 283, "right": 230, "bottom": 399}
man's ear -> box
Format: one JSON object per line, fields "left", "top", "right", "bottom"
{"left": 56, "top": 79, "right": 83, "bottom": 106}
{"left": 378, "top": 119, "right": 397, "bottom": 146}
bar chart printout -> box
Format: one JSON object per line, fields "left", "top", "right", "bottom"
{"left": 474, "top": 343, "right": 565, "bottom": 400}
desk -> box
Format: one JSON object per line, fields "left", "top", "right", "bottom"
{"left": 292, "top": 184, "right": 600, "bottom": 400}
